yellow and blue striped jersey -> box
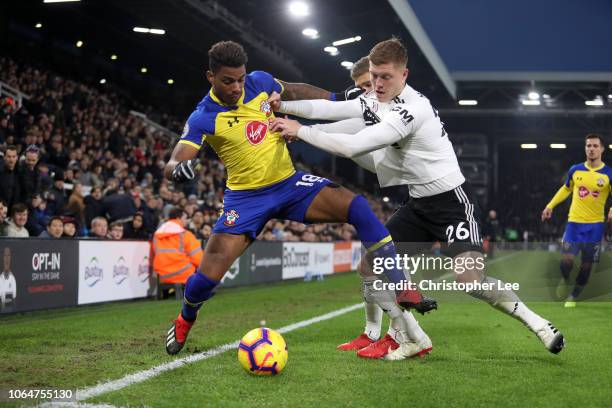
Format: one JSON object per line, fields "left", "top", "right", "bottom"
{"left": 179, "top": 71, "right": 295, "bottom": 190}
{"left": 547, "top": 162, "right": 612, "bottom": 223}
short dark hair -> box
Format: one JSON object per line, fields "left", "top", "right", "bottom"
{"left": 47, "top": 216, "right": 63, "bottom": 227}
{"left": 11, "top": 202, "right": 27, "bottom": 215}
{"left": 5, "top": 145, "right": 17, "bottom": 153}
{"left": 350, "top": 56, "right": 370, "bottom": 80}
{"left": 586, "top": 133, "right": 605, "bottom": 147}
{"left": 208, "top": 41, "right": 248, "bottom": 73}
{"left": 369, "top": 38, "right": 408, "bottom": 67}
{"left": 169, "top": 207, "right": 186, "bottom": 220}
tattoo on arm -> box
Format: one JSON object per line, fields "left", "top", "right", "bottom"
{"left": 278, "top": 80, "right": 332, "bottom": 101}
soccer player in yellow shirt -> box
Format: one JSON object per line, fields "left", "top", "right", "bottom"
{"left": 542, "top": 133, "right": 612, "bottom": 307}
{"left": 164, "top": 41, "right": 435, "bottom": 355}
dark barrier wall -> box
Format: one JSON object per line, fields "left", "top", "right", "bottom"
{"left": 220, "top": 241, "right": 283, "bottom": 287}
{"left": 0, "top": 239, "right": 356, "bottom": 313}
{"left": 0, "top": 239, "right": 79, "bottom": 314}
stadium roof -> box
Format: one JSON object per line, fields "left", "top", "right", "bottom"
{"left": 392, "top": 0, "right": 612, "bottom": 97}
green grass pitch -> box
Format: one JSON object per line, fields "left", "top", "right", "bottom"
{"left": 1, "top": 251, "right": 611, "bottom": 407}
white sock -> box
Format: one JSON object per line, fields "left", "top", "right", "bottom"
{"left": 468, "top": 277, "right": 547, "bottom": 332}
{"left": 499, "top": 301, "right": 547, "bottom": 332}
{"left": 385, "top": 304, "right": 430, "bottom": 344}
{"left": 364, "top": 301, "right": 382, "bottom": 340}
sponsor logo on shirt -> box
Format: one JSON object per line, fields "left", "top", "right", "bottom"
{"left": 245, "top": 121, "right": 267, "bottom": 145}
{"left": 578, "top": 186, "right": 600, "bottom": 199}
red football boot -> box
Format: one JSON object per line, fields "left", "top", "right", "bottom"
{"left": 166, "top": 314, "right": 194, "bottom": 355}
{"left": 356, "top": 334, "right": 399, "bottom": 359}
{"left": 337, "top": 333, "right": 376, "bottom": 351}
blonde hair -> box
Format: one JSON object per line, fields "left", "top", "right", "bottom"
{"left": 369, "top": 38, "right": 408, "bottom": 67}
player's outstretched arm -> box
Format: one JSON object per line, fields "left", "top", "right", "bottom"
{"left": 270, "top": 80, "right": 363, "bottom": 121}
{"left": 270, "top": 117, "right": 404, "bottom": 159}
{"left": 276, "top": 80, "right": 333, "bottom": 101}
{"left": 164, "top": 143, "right": 200, "bottom": 181}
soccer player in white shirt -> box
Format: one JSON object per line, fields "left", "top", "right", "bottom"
{"left": 330, "top": 56, "right": 433, "bottom": 360}
{"left": 0, "top": 247, "right": 17, "bottom": 311}
{"left": 270, "top": 38, "right": 564, "bottom": 356}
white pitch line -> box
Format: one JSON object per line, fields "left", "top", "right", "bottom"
{"left": 40, "top": 303, "right": 364, "bottom": 408}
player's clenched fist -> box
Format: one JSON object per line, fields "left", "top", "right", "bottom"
{"left": 541, "top": 207, "right": 552, "bottom": 221}
{"left": 172, "top": 159, "right": 199, "bottom": 182}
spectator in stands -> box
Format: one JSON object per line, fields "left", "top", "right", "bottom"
{"left": 6, "top": 203, "right": 29, "bottom": 238}
{"left": 28, "top": 193, "right": 48, "bottom": 235}
{"left": 152, "top": 207, "right": 202, "bottom": 287}
{"left": 46, "top": 170, "right": 67, "bottom": 216}
{"left": 200, "top": 224, "right": 212, "bottom": 241}
{"left": 89, "top": 216, "right": 108, "bottom": 239}
{"left": 123, "top": 212, "right": 149, "bottom": 240}
{"left": 0, "top": 146, "right": 21, "bottom": 210}
{"left": 101, "top": 180, "right": 137, "bottom": 223}
{"left": 0, "top": 199, "right": 8, "bottom": 236}
{"left": 90, "top": 163, "right": 105, "bottom": 188}
{"left": 84, "top": 186, "right": 104, "bottom": 228}
{"left": 142, "top": 196, "right": 160, "bottom": 233}
{"left": 46, "top": 135, "right": 69, "bottom": 169}
{"left": 38, "top": 216, "right": 63, "bottom": 238}
{"left": 18, "top": 145, "right": 41, "bottom": 203}
{"left": 188, "top": 209, "right": 205, "bottom": 239}
{"left": 65, "top": 182, "right": 85, "bottom": 227}
{"left": 107, "top": 221, "right": 124, "bottom": 240}
{"left": 62, "top": 216, "right": 77, "bottom": 238}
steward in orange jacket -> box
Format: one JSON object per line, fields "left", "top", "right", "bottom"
{"left": 153, "top": 210, "right": 203, "bottom": 284}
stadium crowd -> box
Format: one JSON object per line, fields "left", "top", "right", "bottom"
{"left": 0, "top": 56, "right": 398, "bottom": 243}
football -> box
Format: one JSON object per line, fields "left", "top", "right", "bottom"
{"left": 238, "top": 327, "right": 288, "bottom": 375}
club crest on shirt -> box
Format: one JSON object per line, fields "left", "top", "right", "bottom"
{"left": 260, "top": 100, "right": 272, "bottom": 117}
{"left": 245, "top": 121, "right": 268, "bottom": 145}
{"left": 224, "top": 210, "right": 239, "bottom": 226}
{"left": 597, "top": 178, "right": 605, "bottom": 187}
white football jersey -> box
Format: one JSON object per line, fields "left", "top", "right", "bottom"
{"left": 0, "top": 271, "right": 16, "bottom": 305}
{"left": 281, "top": 84, "right": 465, "bottom": 197}
{"left": 359, "top": 85, "right": 464, "bottom": 196}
